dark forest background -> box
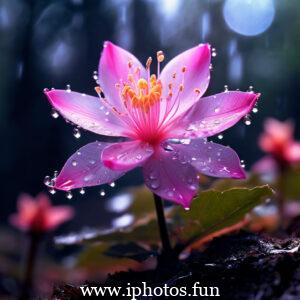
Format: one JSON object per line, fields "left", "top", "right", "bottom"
{"left": 0, "top": 0, "right": 299, "bottom": 230}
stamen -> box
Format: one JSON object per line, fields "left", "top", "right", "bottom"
{"left": 194, "top": 88, "right": 201, "bottom": 94}
{"left": 157, "top": 51, "right": 165, "bottom": 63}
{"left": 172, "top": 73, "right": 176, "bottom": 79}
{"left": 128, "top": 60, "right": 133, "bottom": 68}
{"left": 179, "top": 84, "right": 184, "bottom": 92}
{"left": 182, "top": 66, "right": 187, "bottom": 73}
{"left": 146, "top": 57, "right": 152, "bottom": 69}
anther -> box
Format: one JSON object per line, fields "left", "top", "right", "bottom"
{"left": 128, "top": 60, "right": 133, "bottom": 68}
{"left": 179, "top": 84, "right": 184, "bottom": 92}
{"left": 172, "top": 73, "right": 176, "bottom": 79}
{"left": 182, "top": 66, "right": 187, "bottom": 73}
{"left": 194, "top": 88, "right": 201, "bottom": 94}
{"left": 138, "top": 79, "right": 148, "bottom": 90}
{"left": 146, "top": 57, "right": 152, "bottom": 69}
{"left": 157, "top": 50, "right": 165, "bottom": 63}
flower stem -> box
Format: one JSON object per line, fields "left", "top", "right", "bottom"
{"left": 153, "top": 193, "right": 172, "bottom": 254}
{"left": 20, "top": 232, "right": 42, "bottom": 300}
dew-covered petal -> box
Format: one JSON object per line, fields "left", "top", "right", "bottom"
{"left": 54, "top": 142, "right": 125, "bottom": 191}
{"left": 143, "top": 148, "right": 199, "bottom": 208}
{"left": 98, "top": 41, "right": 147, "bottom": 111}
{"left": 159, "top": 44, "right": 211, "bottom": 121}
{"left": 166, "top": 138, "right": 245, "bottom": 179}
{"left": 172, "top": 91, "right": 259, "bottom": 138}
{"left": 102, "top": 140, "right": 154, "bottom": 171}
{"left": 45, "top": 89, "right": 133, "bottom": 137}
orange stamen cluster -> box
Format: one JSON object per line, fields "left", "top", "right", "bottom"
{"left": 122, "top": 75, "right": 162, "bottom": 113}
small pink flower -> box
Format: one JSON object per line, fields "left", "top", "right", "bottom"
{"left": 44, "top": 42, "right": 259, "bottom": 208}
{"left": 10, "top": 193, "right": 74, "bottom": 233}
{"left": 258, "top": 118, "right": 300, "bottom": 167}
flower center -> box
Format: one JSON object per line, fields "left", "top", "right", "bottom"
{"left": 122, "top": 75, "right": 162, "bottom": 113}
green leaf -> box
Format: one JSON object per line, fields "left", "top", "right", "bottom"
{"left": 77, "top": 243, "right": 136, "bottom": 269}
{"left": 171, "top": 185, "right": 273, "bottom": 246}
{"left": 104, "top": 242, "right": 158, "bottom": 262}
{"left": 282, "top": 167, "right": 300, "bottom": 199}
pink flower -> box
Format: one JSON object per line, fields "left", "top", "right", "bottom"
{"left": 258, "top": 118, "right": 300, "bottom": 165}
{"left": 44, "top": 42, "right": 259, "bottom": 208}
{"left": 254, "top": 118, "right": 300, "bottom": 173}
{"left": 10, "top": 193, "right": 74, "bottom": 233}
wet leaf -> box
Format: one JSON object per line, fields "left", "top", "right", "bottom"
{"left": 172, "top": 185, "right": 273, "bottom": 247}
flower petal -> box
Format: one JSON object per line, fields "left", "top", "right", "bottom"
{"left": 45, "top": 89, "right": 133, "bottom": 137}
{"left": 102, "top": 140, "right": 154, "bottom": 171}
{"left": 54, "top": 142, "right": 124, "bottom": 191}
{"left": 166, "top": 139, "right": 245, "bottom": 179}
{"left": 143, "top": 148, "right": 199, "bottom": 208}
{"left": 159, "top": 44, "right": 211, "bottom": 120}
{"left": 172, "top": 91, "right": 259, "bottom": 138}
{"left": 98, "top": 41, "right": 146, "bottom": 111}
{"left": 46, "top": 207, "right": 74, "bottom": 230}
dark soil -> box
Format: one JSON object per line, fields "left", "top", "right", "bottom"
{"left": 52, "top": 231, "right": 300, "bottom": 299}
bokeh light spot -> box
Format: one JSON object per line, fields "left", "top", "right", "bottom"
{"left": 223, "top": 0, "right": 275, "bottom": 36}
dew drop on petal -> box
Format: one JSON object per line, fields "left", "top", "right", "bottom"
{"left": 66, "top": 84, "right": 71, "bottom": 93}
{"left": 44, "top": 175, "right": 51, "bottom": 186}
{"left": 218, "top": 134, "right": 223, "bottom": 140}
{"left": 241, "top": 160, "right": 246, "bottom": 168}
{"left": 212, "top": 48, "right": 217, "bottom": 57}
{"left": 214, "top": 107, "right": 220, "bottom": 113}
{"left": 49, "top": 187, "right": 56, "bottom": 195}
{"left": 66, "top": 191, "right": 73, "bottom": 199}
{"left": 224, "top": 85, "right": 229, "bottom": 92}
{"left": 184, "top": 207, "right": 190, "bottom": 211}
{"left": 252, "top": 107, "right": 258, "bottom": 113}
{"left": 79, "top": 188, "right": 85, "bottom": 195}
{"left": 51, "top": 108, "right": 59, "bottom": 119}
{"left": 244, "top": 115, "right": 252, "bottom": 125}
{"left": 72, "top": 160, "right": 77, "bottom": 167}
{"left": 100, "top": 189, "right": 106, "bottom": 197}
{"left": 73, "top": 128, "right": 81, "bottom": 139}
{"left": 93, "top": 70, "right": 98, "bottom": 81}
{"left": 109, "top": 182, "right": 116, "bottom": 188}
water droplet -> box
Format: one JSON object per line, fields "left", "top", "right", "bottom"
{"left": 100, "top": 189, "right": 106, "bottom": 197}
{"left": 66, "top": 84, "right": 71, "bottom": 93}
{"left": 51, "top": 109, "right": 59, "bottom": 119}
{"left": 72, "top": 160, "right": 77, "bottom": 167}
{"left": 209, "top": 63, "right": 213, "bottom": 70}
{"left": 212, "top": 48, "right": 217, "bottom": 57}
{"left": 53, "top": 170, "right": 58, "bottom": 178}
{"left": 150, "top": 179, "right": 160, "bottom": 189}
{"left": 109, "top": 182, "right": 116, "bottom": 187}
{"left": 66, "top": 191, "right": 73, "bottom": 199}
{"left": 77, "top": 151, "right": 81, "bottom": 156}
{"left": 93, "top": 71, "right": 98, "bottom": 81}
{"left": 252, "top": 107, "right": 258, "bottom": 113}
{"left": 244, "top": 115, "right": 251, "bottom": 126}
{"left": 44, "top": 176, "right": 51, "bottom": 186}
{"left": 214, "top": 107, "right": 220, "bottom": 113}
{"left": 224, "top": 85, "right": 229, "bottom": 92}
{"left": 184, "top": 207, "right": 190, "bottom": 211}
{"left": 136, "top": 154, "right": 142, "bottom": 160}
{"left": 163, "top": 144, "right": 174, "bottom": 152}
{"left": 191, "top": 157, "right": 197, "bottom": 161}
{"left": 218, "top": 134, "right": 223, "bottom": 140}
{"left": 73, "top": 128, "right": 81, "bottom": 138}
{"left": 248, "top": 85, "right": 254, "bottom": 93}
{"left": 49, "top": 188, "right": 56, "bottom": 195}
{"left": 43, "top": 88, "right": 49, "bottom": 93}
{"left": 241, "top": 160, "right": 246, "bottom": 168}
{"left": 79, "top": 188, "right": 85, "bottom": 195}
